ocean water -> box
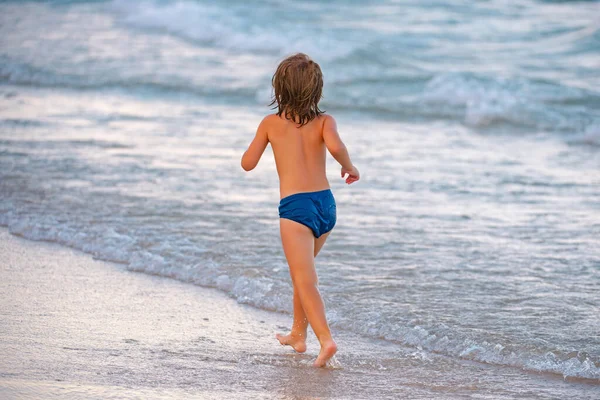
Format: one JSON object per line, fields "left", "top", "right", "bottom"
{"left": 1, "top": 0, "right": 599, "bottom": 386}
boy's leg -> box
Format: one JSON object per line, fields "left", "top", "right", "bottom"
{"left": 279, "top": 219, "right": 337, "bottom": 367}
{"left": 314, "top": 231, "right": 331, "bottom": 258}
{"left": 276, "top": 231, "right": 332, "bottom": 352}
{"left": 276, "top": 282, "right": 308, "bottom": 353}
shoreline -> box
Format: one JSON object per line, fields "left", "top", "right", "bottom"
{"left": 1, "top": 228, "right": 598, "bottom": 399}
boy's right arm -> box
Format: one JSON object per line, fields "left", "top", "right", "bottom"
{"left": 323, "top": 115, "right": 360, "bottom": 184}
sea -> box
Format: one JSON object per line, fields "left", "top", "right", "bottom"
{"left": 1, "top": 0, "right": 599, "bottom": 387}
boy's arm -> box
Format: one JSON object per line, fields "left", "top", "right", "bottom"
{"left": 241, "top": 116, "right": 270, "bottom": 171}
{"left": 323, "top": 115, "right": 360, "bottom": 184}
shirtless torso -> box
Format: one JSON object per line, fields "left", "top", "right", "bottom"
{"left": 267, "top": 114, "right": 330, "bottom": 199}
{"left": 240, "top": 112, "right": 358, "bottom": 199}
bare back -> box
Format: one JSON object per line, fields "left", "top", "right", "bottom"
{"left": 266, "top": 114, "right": 330, "bottom": 199}
{"left": 241, "top": 112, "right": 357, "bottom": 195}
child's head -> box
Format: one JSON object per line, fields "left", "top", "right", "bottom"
{"left": 270, "top": 53, "right": 324, "bottom": 126}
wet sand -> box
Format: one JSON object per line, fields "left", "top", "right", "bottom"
{"left": 0, "top": 228, "right": 597, "bottom": 399}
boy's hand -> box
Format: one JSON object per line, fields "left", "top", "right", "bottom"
{"left": 341, "top": 165, "right": 360, "bottom": 184}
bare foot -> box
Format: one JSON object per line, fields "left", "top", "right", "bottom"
{"left": 314, "top": 339, "right": 337, "bottom": 367}
{"left": 275, "top": 332, "right": 307, "bottom": 353}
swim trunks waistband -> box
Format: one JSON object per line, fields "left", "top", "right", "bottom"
{"left": 280, "top": 188, "right": 332, "bottom": 203}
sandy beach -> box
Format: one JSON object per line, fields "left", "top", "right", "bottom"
{"left": 0, "top": 228, "right": 597, "bottom": 399}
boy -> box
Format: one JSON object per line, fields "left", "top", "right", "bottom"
{"left": 241, "top": 53, "right": 360, "bottom": 367}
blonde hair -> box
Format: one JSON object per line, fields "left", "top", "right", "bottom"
{"left": 269, "top": 53, "right": 324, "bottom": 126}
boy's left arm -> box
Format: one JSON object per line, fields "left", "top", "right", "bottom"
{"left": 241, "top": 116, "right": 269, "bottom": 171}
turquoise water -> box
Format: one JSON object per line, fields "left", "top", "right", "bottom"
{"left": 1, "top": 0, "right": 599, "bottom": 385}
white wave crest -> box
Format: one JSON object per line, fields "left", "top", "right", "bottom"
{"left": 108, "top": 0, "right": 358, "bottom": 62}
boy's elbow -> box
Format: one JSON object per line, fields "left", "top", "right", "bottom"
{"left": 240, "top": 155, "right": 255, "bottom": 171}
{"left": 328, "top": 143, "right": 347, "bottom": 156}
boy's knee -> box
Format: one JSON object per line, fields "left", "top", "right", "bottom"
{"left": 294, "top": 277, "right": 318, "bottom": 290}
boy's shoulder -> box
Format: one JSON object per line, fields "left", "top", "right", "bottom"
{"left": 321, "top": 113, "right": 337, "bottom": 129}
{"left": 322, "top": 113, "right": 335, "bottom": 123}
{"left": 256, "top": 113, "right": 278, "bottom": 130}
{"left": 263, "top": 113, "right": 280, "bottom": 121}
{"left": 259, "top": 113, "right": 281, "bottom": 127}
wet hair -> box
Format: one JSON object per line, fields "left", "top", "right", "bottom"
{"left": 269, "top": 53, "right": 324, "bottom": 126}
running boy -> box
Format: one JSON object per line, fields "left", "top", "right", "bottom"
{"left": 241, "top": 53, "right": 360, "bottom": 367}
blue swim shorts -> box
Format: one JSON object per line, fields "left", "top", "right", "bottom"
{"left": 278, "top": 189, "right": 337, "bottom": 238}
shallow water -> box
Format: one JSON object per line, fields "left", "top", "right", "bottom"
{"left": 1, "top": 0, "right": 599, "bottom": 384}
{"left": 2, "top": 229, "right": 599, "bottom": 399}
